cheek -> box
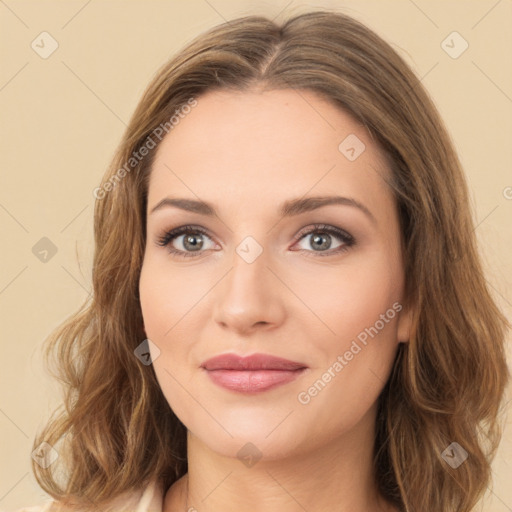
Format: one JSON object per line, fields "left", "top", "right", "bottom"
{"left": 287, "top": 251, "right": 403, "bottom": 348}
{"left": 291, "top": 254, "right": 402, "bottom": 412}
{"left": 333, "top": 269, "right": 400, "bottom": 344}
{"left": 139, "top": 257, "right": 207, "bottom": 340}
{"left": 138, "top": 258, "right": 206, "bottom": 413}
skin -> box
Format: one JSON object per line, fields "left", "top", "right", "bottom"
{"left": 138, "top": 88, "right": 412, "bottom": 512}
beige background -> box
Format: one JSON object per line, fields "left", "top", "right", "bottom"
{"left": 1, "top": 0, "right": 511, "bottom": 510}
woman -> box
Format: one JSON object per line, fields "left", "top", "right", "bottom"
{"left": 19, "top": 9, "right": 509, "bottom": 512}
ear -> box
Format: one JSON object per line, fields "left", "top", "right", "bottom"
{"left": 396, "top": 299, "right": 414, "bottom": 343}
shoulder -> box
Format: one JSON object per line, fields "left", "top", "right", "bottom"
{"left": 4, "top": 479, "right": 164, "bottom": 512}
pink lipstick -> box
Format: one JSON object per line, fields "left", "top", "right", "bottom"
{"left": 201, "top": 353, "right": 308, "bottom": 393}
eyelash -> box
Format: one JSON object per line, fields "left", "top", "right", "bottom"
{"left": 155, "top": 223, "right": 356, "bottom": 259}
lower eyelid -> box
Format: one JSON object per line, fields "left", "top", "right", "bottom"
{"left": 158, "top": 225, "right": 355, "bottom": 257}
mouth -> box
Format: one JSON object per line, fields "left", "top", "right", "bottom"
{"left": 201, "top": 352, "right": 308, "bottom": 393}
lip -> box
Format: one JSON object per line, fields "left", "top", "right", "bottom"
{"left": 201, "top": 353, "right": 308, "bottom": 393}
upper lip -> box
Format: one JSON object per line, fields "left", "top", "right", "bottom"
{"left": 201, "top": 353, "right": 307, "bottom": 371}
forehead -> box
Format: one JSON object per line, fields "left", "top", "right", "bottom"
{"left": 147, "top": 88, "right": 393, "bottom": 218}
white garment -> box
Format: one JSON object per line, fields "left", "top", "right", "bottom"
{"left": 4, "top": 479, "right": 164, "bottom": 512}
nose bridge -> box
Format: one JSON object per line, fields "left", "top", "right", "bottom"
{"left": 230, "top": 236, "right": 268, "bottom": 294}
{"left": 212, "top": 234, "right": 285, "bottom": 332}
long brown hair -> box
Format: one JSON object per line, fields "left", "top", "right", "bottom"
{"left": 32, "top": 10, "right": 510, "bottom": 512}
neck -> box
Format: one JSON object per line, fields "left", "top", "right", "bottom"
{"left": 164, "top": 404, "right": 397, "bottom": 512}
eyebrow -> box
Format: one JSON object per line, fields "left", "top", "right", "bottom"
{"left": 150, "top": 195, "right": 377, "bottom": 225}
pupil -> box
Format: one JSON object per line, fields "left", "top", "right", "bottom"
{"left": 312, "top": 233, "right": 331, "bottom": 250}
{"left": 184, "top": 234, "right": 203, "bottom": 251}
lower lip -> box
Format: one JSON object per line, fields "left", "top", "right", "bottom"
{"left": 204, "top": 368, "right": 307, "bottom": 393}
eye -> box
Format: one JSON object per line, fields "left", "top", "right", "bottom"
{"left": 155, "top": 225, "right": 217, "bottom": 259}
{"left": 292, "top": 223, "right": 355, "bottom": 257}
{"left": 155, "top": 223, "right": 356, "bottom": 259}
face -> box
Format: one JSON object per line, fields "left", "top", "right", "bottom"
{"left": 139, "top": 88, "right": 411, "bottom": 461}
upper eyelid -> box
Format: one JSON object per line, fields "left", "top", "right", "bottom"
{"left": 158, "top": 223, "right": 353, "bottom": 248}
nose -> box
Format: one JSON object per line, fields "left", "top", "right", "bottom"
{"left": 212, "top": 246, "right": 286, "bottom": 336}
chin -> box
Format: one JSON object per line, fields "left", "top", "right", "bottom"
{"left": 184, "top": 405, "right": 317, "bottom": 461}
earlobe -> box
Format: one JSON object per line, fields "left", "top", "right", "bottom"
{"left": 396, "top": 301, "right": 414, "bottom": 343}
